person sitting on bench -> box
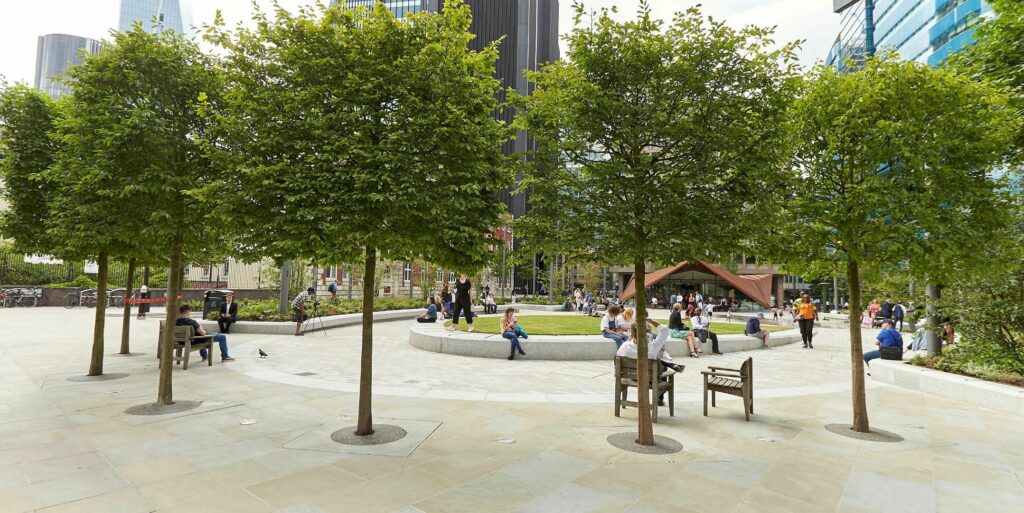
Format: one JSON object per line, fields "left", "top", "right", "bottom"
{"left": 176, "top": 304, "right": 234, "bottom": 362}
{"left": 691, "top": 311, "right": 722, "bottom": 355}
{"left": 616, "top": 320, "right": 684, "bottom": 405}
{"left": 217, "top": 293, "right": 238, "bottom": 333}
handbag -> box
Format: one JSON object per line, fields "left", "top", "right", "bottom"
{"left": 880, "top": 345, "right": 903, "bottom": 361}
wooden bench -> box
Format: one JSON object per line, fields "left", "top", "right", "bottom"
{"left": 157, "top": 323, "right": 214, "bottom": 370}
{"left": 702, "top": 357, "right": 753, "bottom": 421}
{"left": 614, "top": 356, "right": 677, "bottom": 423}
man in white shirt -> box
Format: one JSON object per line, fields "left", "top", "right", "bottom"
{"left": 616, "top": 320, "right": 684, "bottom": 376}
{"left": 691, "top": 313, "right": 722, "bottom": 355}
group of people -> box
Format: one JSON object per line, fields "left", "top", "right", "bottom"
{"left": 861, "top": 297, "right": 908, "bottom": 330}
{"left": 601, "top": 303, "right": 723, "bottom": 359}
{"left": 565, "top": 287, "right": 618, "bottom": 316}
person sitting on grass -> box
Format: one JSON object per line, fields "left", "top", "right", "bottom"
{"left": 669, "top": 303, "right": 701, "bottom": 358}
{"left": 176, "top": 304, "right": 234, "bottom": 362}
{"left": 417, "top": 296, "right": 439, "bottom": 323}
{"left": 864, "top": 319, "right": 903, "bottom": 374}
{"left": 601, "top": 305, "right": 627, "bottom": 347}
{"left": 746, "top": 312, "right": 771, "bottom": 349}
{"left": 501, "top": 307, "right": 528, "bottom": 360}
{"left": 616, "top": 319, "right": 684, "bottom": 406}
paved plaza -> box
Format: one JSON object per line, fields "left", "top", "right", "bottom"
{"left": 1, "top": 308, "right": 1022, "bottom": 513}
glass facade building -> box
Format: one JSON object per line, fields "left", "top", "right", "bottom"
{"left": 33, "top": 34, "right": 101, "bottom": 98}
{"left": 118, "top": 0, "right": 192, "bottom": 35}
{"left": 826, "top": 0, "right": 994, "bottom": 69}
{"left": 330, "top": 0, "right": 427, "bottom": 18}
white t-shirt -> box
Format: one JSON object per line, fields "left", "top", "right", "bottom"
{"left": 616, "top": 325, "right": 670, "bottom": 360}
{"left": 601, "top": 314, "right": 624, "bottom": 333}
{"left": 692, "top": 315, "right": 710, "bottom": 331}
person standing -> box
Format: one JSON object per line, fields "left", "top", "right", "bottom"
{"left": 218, "top": 293, "right": 239, "bottom": 333}
{"left": 879, "top": 297, "right": 895, "bottom": 324}
{"left": 893, "top": 300, "right": 906, "bottom": 332}
{"left": 291, "top": 287, "right": 314, "bottom": 336}
{"left": 447, "top": 273, "right": 474, "bottom": 332}
{"left": 440, "top": 285, "right": 453, "bottom": 319}
{"left": 136, "top": 284, "right": 149, "bottom": 319}
{"left": 501, "top": 308, "right": 528, "bottom": 360}
{"left": 796, "top": 292, "right": 818, "bottom": 349}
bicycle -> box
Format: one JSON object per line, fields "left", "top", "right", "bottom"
{"left": 63, "top": 289, "right": 98, "bottom": 309}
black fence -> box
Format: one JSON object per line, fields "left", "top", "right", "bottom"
{"left": 0, "top": 250, "right": 134, "bottom": 287}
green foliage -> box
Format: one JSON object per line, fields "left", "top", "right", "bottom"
{"left": 223, "top": 296, "right": 426, "bottom": 322}
{"left": 778, "top": 56, "right": 1019, "bottom": 286}
{"left": 0, "top": 85, "right": 60, "bottom": 254}
{"left": 49, "top": 275, "right": 99, "bottom": 289}
{"left": 204, "top": 0, "right": 511, "bottom": 270}
{"left": 953, "top": 0, "right": 1024, "bottom": 163}
{"left": 514, "top": 4, "right": 801, "bottom": 267}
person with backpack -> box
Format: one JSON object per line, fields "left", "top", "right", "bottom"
{"left": 893, "top": 300, "right": 906, "bottom": 332}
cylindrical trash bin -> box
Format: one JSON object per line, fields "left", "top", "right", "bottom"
{"left": 203, "top": 290, "right": 233, "bottom": 321}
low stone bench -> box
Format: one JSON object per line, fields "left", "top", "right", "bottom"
{"left": 408, "top": 325, "right": 801, "bottom": 360}
{"left": 159, "top": 308, "right": 425, "bottom": 336}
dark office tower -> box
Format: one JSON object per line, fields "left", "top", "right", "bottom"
{"left": 329, "top": 0, "right": 560, "bottom": 217}
{"left": 34, "top": 34, "right": 101, "bottom": 98}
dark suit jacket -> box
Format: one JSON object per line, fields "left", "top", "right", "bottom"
{"left": 220, "top": 301, "right": 238, "bottom": 321}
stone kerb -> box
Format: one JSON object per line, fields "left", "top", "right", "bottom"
{"left": 869, "top": 359, "right": 1024, "bottom": 416}
{"left": 408, "top": 324, "right": 802, "bottom": 360}
{"left": 160, "top": 308, "right": 425, "bottom": 336}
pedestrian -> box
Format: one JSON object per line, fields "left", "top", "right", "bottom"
{"left": 795, "top": 292, "right": 817, "bottom": 348}
{"left": 291, "top": 287, "right": 314, "bottom": 336}
{"left": 446, "top": 273, "right": 475, "bottom": 332}
{"left": 136, "top": 284, "right": 149, "bottom": 319}
{"left": 893, "top": 300, "right": 906, "bottom": 332}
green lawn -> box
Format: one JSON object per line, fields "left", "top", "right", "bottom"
{"left": 443, "top": 315, "right": 793, "bottom": 336}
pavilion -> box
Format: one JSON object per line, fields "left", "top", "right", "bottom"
{"left": 620, "top": 260, "right": 773, "bottom": 308}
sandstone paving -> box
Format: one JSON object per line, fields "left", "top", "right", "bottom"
{"left": 0, "top": 307, "right": 1022, "bottom": 512}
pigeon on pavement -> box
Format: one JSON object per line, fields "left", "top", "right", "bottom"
{"left": 258, "top": 349, "right": 268, "bottom": 358}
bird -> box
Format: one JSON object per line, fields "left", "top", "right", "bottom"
{"left": 258, "top": 349, "right": 268, "bottom": 358}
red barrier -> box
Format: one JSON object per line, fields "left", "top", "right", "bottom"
{"left": 126, "top": 295, "right": 184, "bottom": 305}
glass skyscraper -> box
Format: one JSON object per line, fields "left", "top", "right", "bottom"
{"left": 118, "top": 0, "right": 192, "bottom": 35}
{"left": 827, "top": 0, "right": 994, "bottom": 69}
{"left": 33, "top": 34, "right": 101, "bottom": 98}
{"left": 330, "top": 0, "right": 427, "bottom": 18}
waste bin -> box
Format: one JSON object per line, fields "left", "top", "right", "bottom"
{"left": 203, "top": 289, "right": 233, "bottom": 321}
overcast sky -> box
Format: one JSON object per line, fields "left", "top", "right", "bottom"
{"left": 0, "top": 0, "right": 839, "bottom": 86}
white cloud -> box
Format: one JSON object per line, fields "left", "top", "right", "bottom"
{"left": 0, "top": 0, "right": 838, "bottom": 86}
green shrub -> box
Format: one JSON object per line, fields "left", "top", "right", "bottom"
{"left": 230, "top": 296, "right": 426, "bottom": 322}
{"left": 47, "top": 275, "right": 98, "bottom": 289}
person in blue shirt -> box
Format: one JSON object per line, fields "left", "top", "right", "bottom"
{"left": 864, "top": 319, "right": 903, "bottom": 368}
{"left": 745, "top": 312, "right": 770, "bottom": 349}
{"left": 416, "top": 296, "right": 439, "bottom": 323}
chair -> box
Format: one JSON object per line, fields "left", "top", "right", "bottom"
{"left": 702, "top": 357, "right": 753, "bottom": 421}
{"left": 172, "top": 325, "right": 213, "bottom": 370}
{"left": 614, "top": 357, "right": 677, "bottom": 423}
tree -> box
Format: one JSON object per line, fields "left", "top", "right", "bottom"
{"left": 782, "top": 56, "right": 1018, "bottom": 433}
{"left": 0, "top": 85, "right": 60, "bottom": 255}
{"left": 515, "top": 4, "right": 800, "bottom": 445}
{"left": 953, "top": 0, "right": 1024, "bottom": 163}
{"left": 207, "top": 1, "right": 510, "bottom": 435}
{"left": 58, "top": 27, "right": 223, "bottom": 402}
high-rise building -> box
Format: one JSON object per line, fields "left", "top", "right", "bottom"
{"left": 118, "top": 0, "right": 192, "bottom": 35}
{"left": 827, "top": 0, "right": 994, "bottom": 70}
{"left": 33, "top": 34, "right": 101, "bottom": 98}
{"left": 330, "top": 0, "right": 559, "bottom": 217}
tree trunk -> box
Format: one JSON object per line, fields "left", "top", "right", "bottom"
{"left": 846, "top": 259, "right": 870, "bottom": 433}
{"left": 548, "top": 256, "right": 556, "bottom": 304}
{"left": 157, "top": 245, "right": 182, "bottom": 406}
{"left": 88, "top": 252, "right": 109, "bottom": 376}
{"left": 633, "top": 258, "right": 654, "bottom": 445}
{"left": 278, "top": 261, "right": 291, "bottom": 316}
{"left": 925, "top": 283, "right": 941, "bottom": 356}
{"left": 356, "top": 246, "right": 377, "bottom": 436}
{"left": 119, "top": 258, "right": 136, "bottom": 355}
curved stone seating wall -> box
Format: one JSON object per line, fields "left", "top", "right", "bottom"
{"left": 160, "top": 308, "right": 425, "bottom": 336}
{"left": 409, "top": 325, "right": 802, "bottom": 360}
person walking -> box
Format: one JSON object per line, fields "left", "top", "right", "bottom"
{"left": 796, "top": 291, "right": 818, "bottom": 348}
{"left": 447, "top": 273, "right": 475, "bottom": 332}
{"left": 893, "top": 300, "right": 906, "bottom": 332}
{"left": 500, "top": 308, "right": 527, "bottom": 360}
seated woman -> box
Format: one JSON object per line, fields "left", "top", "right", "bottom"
{"left": 668, "top": 303, "right": 701, "bottom": 358}
{"left": 500, "top": 307, "right": 527, "bottom": 360}
{"left": 616, "top": 319, "right": 685, "bottom": 405}
{"left": 417, "top": 296, "right": 439, "bottom": 323}
{"left": 601, "top": 305, "right": 627, "bottom": 347}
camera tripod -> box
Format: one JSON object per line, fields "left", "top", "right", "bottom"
{"left": 302, "top": 300, "right": 328, "bottom": 336}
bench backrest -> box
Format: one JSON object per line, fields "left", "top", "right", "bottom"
{"left": 615, "top": 356, "right": 659, "bottom": 380}
{"left": 173, "top": 325, "right": 194, "bottom": 345}
{"left": 740, "top": 357, "right": 753, "bottom": 384}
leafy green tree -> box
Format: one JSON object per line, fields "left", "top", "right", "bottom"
{"left": 782, "top": 56, "right": 1018, "bottom": 433}
{"left": 0, "top": 85, "right": 60, "bottom": 255}
{"left": 515, "top": 4, "right": 800, "bottom": 445}
{"left": 207, "top": 1, "right": 510, "bottom": 435}
{"left": 58, "top": 27, "right": 223, "bottom": 402}
{"left": 953, "top": 0, "right": 1024, "bottom": 162}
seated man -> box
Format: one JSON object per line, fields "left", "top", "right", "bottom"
{"left": 691, "top": 312, "right": 722, "bottom": 355}
{"left": 417, "top": 296, "right": 439, "bottom": 323}
{"left": 217, "top": 293, "right": 238, "bottom": 333}
{"left": 864, "top": 319, "right": 903, "bottom": 372}
{"left": 745, "top": 312, "right": 770, "bottom": 349}
{"left": 176, "top": 304, "right": 234, "bottom": 362}
{"left": 617, "top": 320, "right": 684, "bottom": 406}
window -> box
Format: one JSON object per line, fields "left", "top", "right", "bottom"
{"left": 343, "top": 265, "right": 351, "bottom": 282}
{"left": 449, "top": 272, "right": 455, "bottom": 283}
{"left": 435, "top": 269, "right": 443, "bottom": 282}
{"left": 403, "top": 263, "right": 412, "bottom": 283}
{"left": 203, "top": 265, "right": 211, "bottom": 278}
{"left": 223, "top": 261, "right": 230, "bottom": 276}
{"left": 384, "top": 266, "right": 392, "bottom": 280}
{"left": 325, "top": 266, "right": 336, "bottom": 279}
